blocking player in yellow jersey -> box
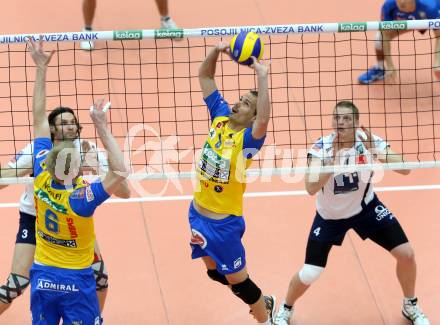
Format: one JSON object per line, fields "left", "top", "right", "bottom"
{"left": 27, "top": 38, "right": 128, "bottom": 325}
{"left": 188, "top": 42, "right": 275, "bottom": 324}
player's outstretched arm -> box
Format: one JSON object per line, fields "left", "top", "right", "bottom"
{"left": 0, "top": 166, "right": 32, "bottom": 190}
{"left": 27, "top": 37, "right": 55, "bottom": 139}
{"left": 250, "top": 56, "right": 271, "bottom": 140}
{"left": 90, "top": 100, "right": 129, "bottom": 195}
{"left": 361, "top": 126, "right": 410, "bottom": 175}
{"left": 81, "top": 141, "right": 131, "bottom": 198}
{"left": 198, "top": 42, "right": 230, "bottom": 98}
{"left": 377, "top": 147, "right": 410, "bottom": 175}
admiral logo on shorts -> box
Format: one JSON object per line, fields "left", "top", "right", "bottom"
{"left": 190, "top": 229, "right": 207, "bottom": 249}
{"left": 375, "top": 205, "right": 394, "bottom": 221}
{"left": 221, "top": 264, "right": 229, "bottom": 271}
{"left": 37, "top": 279, "right": 79, "bottom": 292}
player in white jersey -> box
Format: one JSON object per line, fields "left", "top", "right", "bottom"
{"left": 274, "top": 101, "right": 429, "bottom": 325}
{"left": 0, "top": 106, "right": 130, "bottom": 316}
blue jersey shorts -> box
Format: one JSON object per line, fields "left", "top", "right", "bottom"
{"left": 188, "top": 202, "right": 246, "bottom": 275}
{"left": 30, "top": 263, "right": 101, "bottom": 325}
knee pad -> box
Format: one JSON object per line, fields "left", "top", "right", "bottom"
{"left": 0, "top": 273, "right": 30, "bottom": 304}
{"left": 91, "top": 260, "right": 108, "bottom": 291}
{"left": 207, "top": 269, "right": 229, "bottom": 285}
{"left": 231, "top": 277, "right": 262, "bottom": 305}
{"left": 298, "top": 264, "right": 324, "bottom": 285}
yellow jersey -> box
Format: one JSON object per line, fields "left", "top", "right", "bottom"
{"left": 33, "top": 137, "right": 109, "bottom": 269}
{"left": 194, "top": 90, "right": 265, "bottom": 216}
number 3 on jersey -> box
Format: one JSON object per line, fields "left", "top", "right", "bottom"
{"left": 45, "top": 209, "right": 59, "bottom": 233}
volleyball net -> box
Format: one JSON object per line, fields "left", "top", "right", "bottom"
{"left": 1, "top": 19, "right": 440, "bottom": 185}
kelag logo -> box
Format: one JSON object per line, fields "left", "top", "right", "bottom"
{"left": 380, "top": 21, "right": 407, "bottom": 30}
{"left": 154, "top": 29, "right": 184, "bottom": 39}
{"left": 113, "top": 30, "right": 143, "bottom": 40}
{"left": 338, "top": 23, "right": 367, "bottom": 32}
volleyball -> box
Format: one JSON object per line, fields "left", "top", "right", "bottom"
{"left": 230, "top": 31, "right": 264, "bottom": 66}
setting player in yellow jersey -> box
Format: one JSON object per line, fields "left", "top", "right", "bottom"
{"left": 188, "top": 42, "right": 275, "bottom": 324}
{"left": 27, "top": 38, "right": 129, "bottom": 325}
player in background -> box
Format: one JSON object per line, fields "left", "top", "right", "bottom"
{"left": 358, "top": 0, "right": 440, "bottom": 84}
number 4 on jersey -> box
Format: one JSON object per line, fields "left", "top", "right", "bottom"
{"left": 313, "top": 227, "right": 321, "bottom": 237}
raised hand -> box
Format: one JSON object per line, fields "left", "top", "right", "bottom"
{"left": 216, "top": 42, "right": 230, "bottom": 53}
{"left": 90, "top": 99, "right": 109, "bottom": 129}
{"left": 26, "top": 37, "right": 55, "bottom": 69}
{"left": 329, "top": 132, "right": 340, "bottom": 165}
{"left": 250, "top": 56, "right": 270, "bottom": 76}
{"left": 215, "top": 42, "right": 233, "bottom": 60}
{"left": 360, "top": 125, "right": 375, "bottom": 151}
{"left": 81, "top": 141, "right": 100, "bottom": 175}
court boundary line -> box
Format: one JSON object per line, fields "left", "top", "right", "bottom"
{"left": 0, "top": 184, "right": 438, "bottom": 208}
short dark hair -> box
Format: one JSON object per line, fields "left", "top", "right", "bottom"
{"left": 48, "top": 106, "right": 82, "bottom": 141}
{"left": 334, "top": 101, "right": 359, "bottom": 121}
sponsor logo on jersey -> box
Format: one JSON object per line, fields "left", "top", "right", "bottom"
{"left": 85, "top": 187, "right": 95, "bottom": 202}
{"left": 356, "top": 154, "right": 367, "bottom": 164}
{"left": 356, "top": 143, "right": 364, "bottom": 154}
{"left": 70, "top": 188, "right": 86, "bottom": 199}
{"left": 198, "top": 143, "right": 231, "bottom": 183}
{"left": 35, "top": 189, "right": 67, "bottom": 214}
{"left": 36, "top": 149, "right": 50, "bottom": 158}
{"left": 209, "top": 128, "right": 216, "bottom": 139}
{"left": 37, "top": 230, "right": 77, "bottom": 248}
{"left": 214, "top": 185, "right": 223, "bottom": 193}
{"left": 66, "top": 217, "right": 78, "bottom": 239}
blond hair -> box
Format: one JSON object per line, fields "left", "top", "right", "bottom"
{"left": 45, "top": 141, "right": 80, "bottom": 183}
